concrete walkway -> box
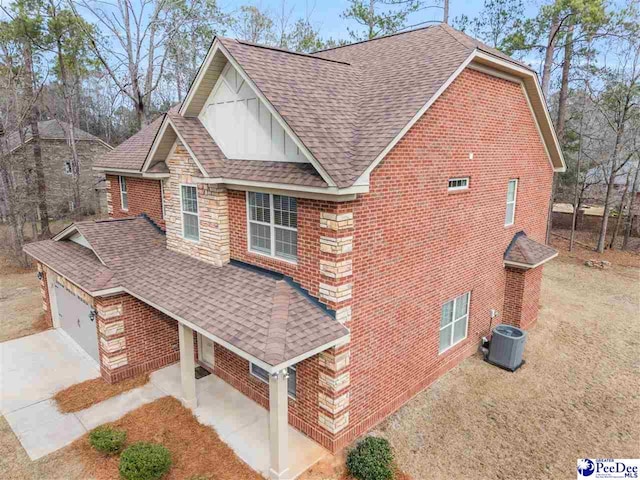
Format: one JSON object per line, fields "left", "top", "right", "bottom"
{"left": 1, "top": 331, "right": 327, "bottom": 478}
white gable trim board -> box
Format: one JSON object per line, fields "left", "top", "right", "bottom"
{"left": 52, "top": 226, "right": 107, "bottom": 266}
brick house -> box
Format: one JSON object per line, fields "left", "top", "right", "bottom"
{"left": 25, "top": 25, "right": 565, "bottom": 479}
{"left": 1, "top": 120, "right": 112, "bottom": 218}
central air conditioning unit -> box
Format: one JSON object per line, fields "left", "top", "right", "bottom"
{"left": 485, "top": 324, "right": 527, "bottom": 372}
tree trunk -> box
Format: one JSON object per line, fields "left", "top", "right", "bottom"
{"left": 23, "top": 40, "right": 51, "bottom": 238}
{"left": 608, "top": 175, "right": 630, "bottom": 249}
{"left": 368, "top": 0, "right": 376, "bottom": 39}
{"left": 443, "top": 0, "right": 449, "bottom": 24}
{"left": 622, "top": 164, "right": 639, "bottom": 250}
{"left": 541, "top": 14, "right": 560, "bottom": 100}
{"left": 51, "top": 2, "right": 82, "bottom": 214}
{"left": 555, "top": 22, "right": 574, "bottom": 144}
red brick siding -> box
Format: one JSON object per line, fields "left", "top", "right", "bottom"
{"left": 503, "top": 266, "right": 543, "bottom": 330}
{"left": 107, "top": 174, "right": 165, "bottom": 228}
{"left": 97, "top": 293, "right": 179, "bottom": 383}
{"left": 332, "top": 68, "right": 553, "bottom": 448}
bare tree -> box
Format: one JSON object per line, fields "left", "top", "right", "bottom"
{"left": 622, "top": 160, "right": 639, "bottom": 250}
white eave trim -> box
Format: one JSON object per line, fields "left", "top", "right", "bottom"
{"left": 179, "top": 39, "right": 337, "bottom": 188}
{"left": 353, "top": 49, "right": 566, "bottom": 185}
{"left": 92, "top": 166, "right": 169, "bottom": 179}
{"left": 503, "top": 251, "right": 558, "bottom": 270}
{"left": 193, "top": 176, "right": 367, "bottom": 201}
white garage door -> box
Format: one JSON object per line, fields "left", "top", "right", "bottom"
{"left": 55, "top": 283, "right": 100, "bottom": 362}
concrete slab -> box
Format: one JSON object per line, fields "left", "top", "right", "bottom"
{"left": 0, "top": 330, "right": 100, "bottom": 415}
{"left": 76, "top": 382, "right": 166, "bottom": 431}
{"left": 4, "top": 399, "right": 86, "bottom": 460}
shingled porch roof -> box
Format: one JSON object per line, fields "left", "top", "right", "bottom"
{"left": 504, "top": 231, "right": 558, "bottom": 269}
{"left": 24, "top": 217, "right": 349, "bottom": 370}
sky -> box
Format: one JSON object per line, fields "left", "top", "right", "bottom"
{"left": 216, "top": 0, "right": 546, "bottom": 41}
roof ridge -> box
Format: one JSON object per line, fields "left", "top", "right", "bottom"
{"left": 262, "top": 280, "right": 291, "bottom": 365}
{"left": 229, "top": 38, "right": 351, "bottom": 65}
{"left": 311, "top": 24, "right": 439, "bottom": 54}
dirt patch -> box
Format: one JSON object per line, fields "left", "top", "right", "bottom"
{"left": 69, "top": 396, "right": 262, "bottom": 480}
{"left": 551, "top": 229, "right": 640, "bottom": 268}
{"left": 54, "top": 374, "right": 151, "bottom": 414}
{"left": 369, "top": 255, "right": 640, "bottom": 480}
{"left": 0, "top": 260, "right": 49, "bottom": 343}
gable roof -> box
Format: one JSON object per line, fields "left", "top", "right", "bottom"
{"left": 99, "top": 24, "right": 565, "bottom": 189}
{"left": 28, "top": 216, "right": 348, "bottom": 370}
{"left": 3, "top": 119, "right": 110, "bottom": 154}
{"left": 504, "top": 231, "right": 558, "bottom": 268}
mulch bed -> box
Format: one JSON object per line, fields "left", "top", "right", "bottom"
{"left": 54, "top": 374, "right": 150, "bottom": 413}
{"left": 69, "top": 396, "right": 262, "bottom": 480}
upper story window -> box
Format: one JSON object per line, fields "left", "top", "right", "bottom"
{"left": 181, "top": 185, "right": 199, "bottom": 241}
{"left": 63, "top": 161, "right": 72, "bottom": 175}
{"left": 247, "top": 192, "right": 298, "bottom": 262}
{"left": 448, "top": 177, "right": 469, "bottom": 191}
{"left": 505, "top": 179, "right": 518, "bottom": 226}
{"left": 439, "top": 292, "right": 470, "bottom": 353}
{"left": 119, "top": 176, "right": 128, "bottom": 211}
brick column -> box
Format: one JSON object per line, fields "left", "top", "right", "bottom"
{"left": 36, "top": 263, "right": 53, "bottom": 328}
{"left": 503, "top": 266, "right": 544, "bottom": 330}
{"left": 317, "top": 211, "right": 353, "bottom": 443}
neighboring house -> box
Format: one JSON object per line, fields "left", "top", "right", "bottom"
{"left": 0, "top": 120, "right": 112, "bottom": 219}
{"left": 582, "top": 160, "right": 640, "bottom": 215}
{"left": 24, "top": 25, "right": 564, "bottom": 480}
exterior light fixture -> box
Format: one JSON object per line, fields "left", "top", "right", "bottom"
{"left": 37, "top": 271, "right": 43, "bottom": 281}
{"left": 89, "top": 308, "right": 97, "bottom": 322}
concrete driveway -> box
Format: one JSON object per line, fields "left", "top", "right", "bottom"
{"left": 1, "top": 329, "right": 168, "bottom": 460}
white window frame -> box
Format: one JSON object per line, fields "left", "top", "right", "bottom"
{"left": 505, "top": 179, "right": 518, "bottom": 226}
{"left": 246, "top": 191, "right": 298, "bottom": 263}
{"left": 439, "top": 292, "right": 471, "bottom": 354}
{"left": 119, "top": 176, "right": 128, "bottom": 211}
{"left": 180, "top": 184, "right": 200, "bottom": 242}
{"left": 249, "top": 363, "right": 297, "bottom": 399}
{"left": 448, "top": 177, "right": 469, "bottom": 191}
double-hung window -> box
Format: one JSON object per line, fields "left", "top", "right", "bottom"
{"left": 250, "top": 363, "right": 297, "bottom": 398}
{"left": 181, "top": 185, "right": 199, "bottom": 241}
{"left": 505, "top": 179, "right": 518, "bottom": 226}
{"left": 439, "top": 292, "right": 470, "bottom": 353}
{"left": 119, "top": 176, "right": 128, "bottom": 211}
{"left": 247, "top": 192, "right": 298, "bottom": 262}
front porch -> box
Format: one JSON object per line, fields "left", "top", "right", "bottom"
{"left": 152, "top": 360, "right": 327, "bottom": 479}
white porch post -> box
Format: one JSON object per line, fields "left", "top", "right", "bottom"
{"left": 178, "top": 323, "right": 197, "bottom": 408}
{"left": 269, "top": 369, "right": 289, "bottom": 480}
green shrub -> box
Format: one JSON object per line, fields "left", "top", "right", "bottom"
{"left": 89, "top": 426, "right": 126, "bottom": 455}
{"left": 119, "top": 442, "right": 172, "bottom": 480}
{"left": 346, "top": 436, "right": 394, "bottom": 480}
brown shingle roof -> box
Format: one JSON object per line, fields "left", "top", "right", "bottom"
{"left": 25, "top": 216, "right": 348, "bottom": 366}
{"left": 4, "top": 119, "right": 108, "bottom": 153}
{"left": 504, "top": 232, "right": 558, "bottom": 268}
{"left": 94, "top": 116, "right": 164, "bottom": 170}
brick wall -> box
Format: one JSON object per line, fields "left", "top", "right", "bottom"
{"left": 107, "top": 174, "right": 165, "bottom": 228}
{"left": 503, "top": 266, "right": 543, "bottom": 330}
{"left": 96, "top": 293, "right": 179, "bottom": 383}
{"left": 331, "top": 68, "right": 553, "bottom": 449}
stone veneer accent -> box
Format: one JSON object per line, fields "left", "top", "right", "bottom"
{"left": 318, "top": 412, "right": 350, "bottom": 434}
{"left": 100, "top": 336, "right": 126, "bottom": 353}
{"left": 164, "top": 142, "right": 230, "bottom": 267}
{"left": 319, "top": 236, "right": 353, "bottom": 254}
{"left": 36, "top": 263, "right": 53, "bottom": 327}
{"left": 320, "top": 212, "right": 354, "bottom": 231}
{"left": 97, "top": 303, "right": 123, "bottom": 319}
{"left": 319, "top": 371, "right": 350, "bottom": 392}
{"left": 319, "top": 259, "right": 353, "bottom": 279}
{"left": 99, "top": 320, "right": 124, "bottom": 336}
{"left": 318, "top": 350, "right": 351, "bottom": 371}
{"left": 319, "top": 283, "right": 352, "bottom": 303}
{"left": 335, "top": 306, "right": 352, "bottom": 324}
{"left": 102, "top": 353, "right": 128, "bottom": 369}
{"left": 319, "top": 392, "right": 350, "bottom": 414}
